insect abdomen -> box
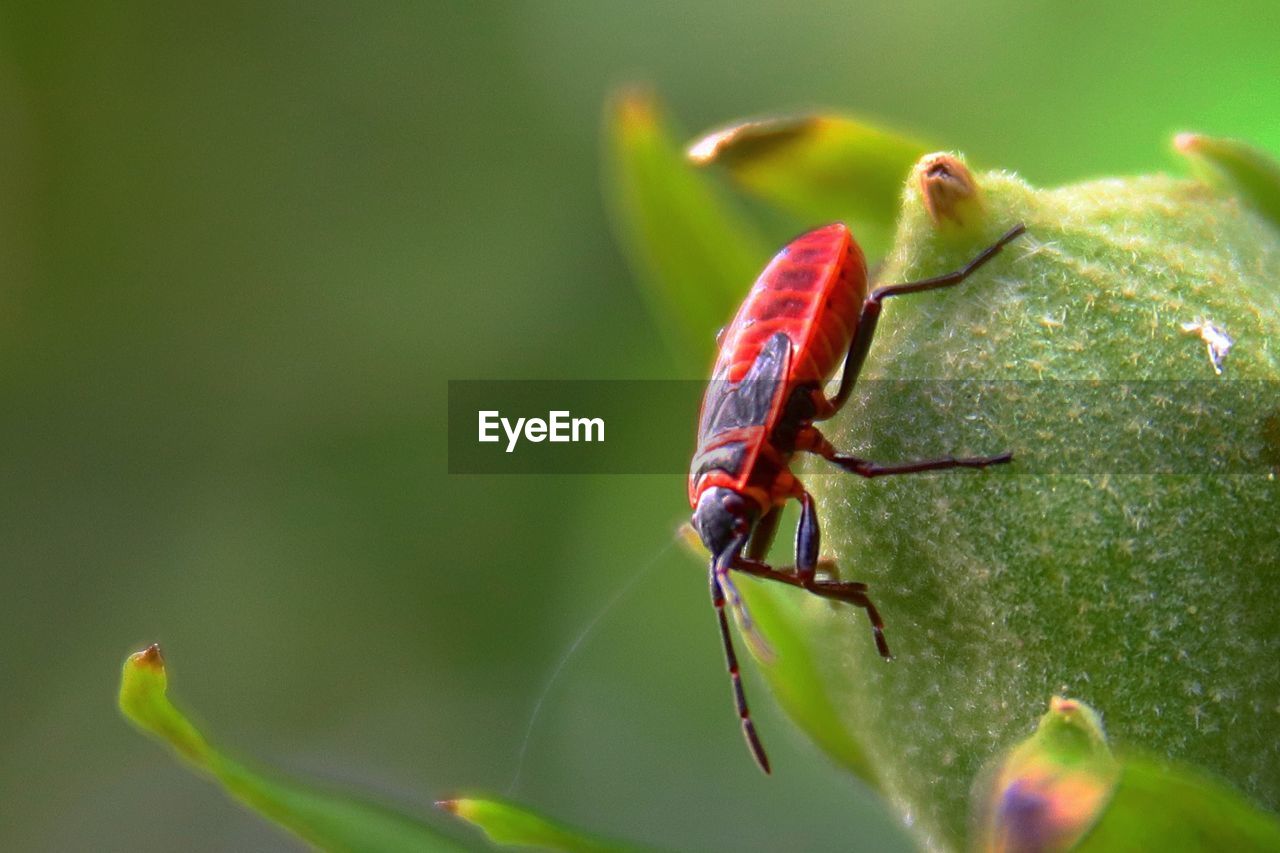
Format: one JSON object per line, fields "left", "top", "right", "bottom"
{"left": 718, "top": 223, "right": 867, "bottom": 386}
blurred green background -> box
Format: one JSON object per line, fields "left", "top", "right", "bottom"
{"left": 1, "top": 2, "right": 1278, "bottom": 850}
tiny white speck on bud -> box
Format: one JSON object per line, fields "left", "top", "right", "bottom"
{"left": 1180, "top": 317, "right": 1234, "bottom": 375}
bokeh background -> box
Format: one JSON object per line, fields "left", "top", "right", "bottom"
{"left": 2, "top": 3, "right": 1278, "bottom": 850}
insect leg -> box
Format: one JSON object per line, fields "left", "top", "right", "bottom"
{"left": 795, "top": 491, "right": 820, "bottom": 581}
{"left": 734, "top": 490, "right": 892, "bottom": 659}
{"left": 871, "top": 223, "right": 1026, "bottom": 300}
{"left": 745, "top": 506, "right": 782, "bottom": 561}
{"left": 827, "top": 450, "right": 1012, "bottom": 478}
{"left": 823, "top": 223, "right": 1026, "bottom": 414}
{"left": 732, "top": 556, "right": 866, "bottom": 599}
{"left": 710, "top": 548, "right": 771, "bottom": 774}
{"left": 797, "top": 424, "right": 1012, "bottom": 478}
{"left": 733, "top": 553, "right": 891, "bottom": 660}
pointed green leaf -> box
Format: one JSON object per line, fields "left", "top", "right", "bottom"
{"left": 438, "top": 795, "right": 657, "bottom": 853}
{"left": 1175, "top": 133, "right": 1280, "bottom": 229}
{"left": 687, "top": 114, "right": 931, "bottom": 257}
{"left": 119, "top": 645, "right": 464, "bottom": 852}
{"left": 605, "top": 88, "right": 771, "bottom": 361}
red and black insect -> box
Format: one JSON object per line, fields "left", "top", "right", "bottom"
{"left": 689, "top": 221, "right": 1026, "bottom": 773}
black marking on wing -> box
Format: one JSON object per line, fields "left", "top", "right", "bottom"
{"left": 690, "top": 440, "right": 749, "bottom": 482}
{"left": 698, "top": 332, "right": 792, "bottom": 438}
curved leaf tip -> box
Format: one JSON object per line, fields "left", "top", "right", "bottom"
{"left": 684, "top": 111, "right": 931, "bottom": 257}
{"left": 120, "top": 643, "right": 212, "bottom": 765}
{"left": 611, "top": 85, "right": 659, "bottom": 134}
{"left": 135, "top": 642, "right": 164, "bottom": 667}
{"left": 118, "top": 644, "right": 464, "bottom": 852}
{"left": 686, "top": 115, "right": 823, "bottom": 166}
{"left": 1174, "top": 131, "right": 1280, "bottom": 228}
{"left": 437, "top": 794, "right": 651, "bottom": 852}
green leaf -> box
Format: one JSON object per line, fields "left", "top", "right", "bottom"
{"left": 975, "top": 697, "right": 1280, "bottom": 852}
{"left": 687, "top": 114, "right": 931, "bottom": 257}
{"left": 1079, "top": 756, "right": 1280, "bottom": 852}
{"left": 438, "top": 795, "right": 657, "bottom": 853}
{"left": 119, "top": 645, "right": 464, "bottom": 853}
{"left": 756, "top": 154, "right": 1280, "bottom": 848}
{"left": 604, "top": 88, "right": 771, "bottom": 362}
{"left": 1175, "top": 132, "right": 1280, "bottom": 229}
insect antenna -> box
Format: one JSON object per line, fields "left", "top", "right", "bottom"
{"left": 506, "top": 535, "right": 676, "bottom": 795}
{"left": 711, "top": 550, "right": 771, "bottom": 774}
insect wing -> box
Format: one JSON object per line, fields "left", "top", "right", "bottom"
{"left": 691, "top": 332, "right": 792, "bottom": 483}
{"left": 700, "top": 332, "right": 792, "bottom": 436}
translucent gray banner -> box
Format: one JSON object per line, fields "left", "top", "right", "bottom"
{"left": 447, "top": 380, "right": 1280, "bottom": 475}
